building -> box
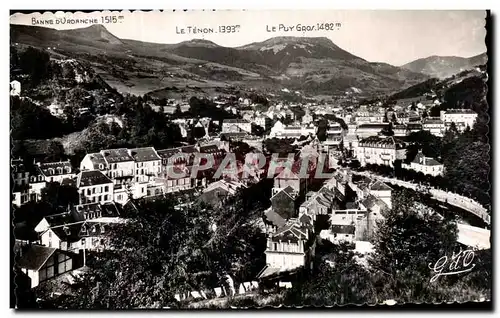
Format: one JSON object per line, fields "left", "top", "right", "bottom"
{"left": 222, "top": 119, "right": 252, "bottom": 134}
{"left": 440, "top": 109, "right": 478, "bottom": 132}
{"left": 258, "top": 222, "right": 315, "bottom": 280}
{"left": 265, "top": 186, "right": 299, "bottom": 229}
{"left": 269, "top": 121, "right": 317, "bottom": 139}
{"left": 301, "top": 110, "right": 314, "bottom": 125}
{"left": 272, "top": 165, "right": 306, "bottom": 196}
{"left": 100, "top": 148, "right": 135, "bottom": 181}
{"left": 37, "top": 160, "right": 75, "bottom": 183}
{"left": 320, "top": 224, "right": 356, "bottom": 244}
{"left": 40, "top": 221, "right": 110, "bottom": 252}
{"left": 128, "top": 147, "right": 162, "bottom": 182}
{"left": 10, "top": 80, "right": 21, "bottom": 96}
{"left": 11, "top": 159, "right": 30, "bottom": 206}
{"left": 28, "top": 165, "right": 46, "bottom": 202}
{"left": 356, "top": 123, "right": 389, "bottom": 139}
{"left": 80, "top": 153, "right": 108, "bottom": 172}
{"left": 402, "top": 150, "right": 444, "bottom": 176}
{"left": 422, "top": 117, "right": 445, "bottom": 137}
{"left": 323, "top": 121, "right": 343, "bottom": 147}
{"left": 299, "top": 186, "right": 336, "bottom": 222}
{"left": 392, "top": 124, "right": 408, "bottom": 137}
{"left": 16, "top": 245, "right": 74, "bottom": 288}
{"left": 157, "top": 145, "right": 197, "bottom": 173}
{"left": 76, "top": 170, "right": 114, "bottom": 205}
{"left": 356, "top": 136, "right": 406, "bottom": 167}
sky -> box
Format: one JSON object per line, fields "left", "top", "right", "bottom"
{"left": 10, "top": 10, "right": 487, "bottom": 65}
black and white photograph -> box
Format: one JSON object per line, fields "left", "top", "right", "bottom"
{"left": 9, "top": 9, "right": 491, "bottom": 309}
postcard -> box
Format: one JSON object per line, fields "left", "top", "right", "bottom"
{"left": 10, "top": 9, "right": 490, "bottom": 309}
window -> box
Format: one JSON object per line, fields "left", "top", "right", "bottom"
{"left": 105, "top": 186, "right": 109, "bottom": 192}
{"left": 92, "top": 188, "right": 95, "bottom": 194}
{"left": 87, "top": 189, "right": 91, "bottom": 195}
{"left": 99, "top": 164, "right": 104, "bottom": 169}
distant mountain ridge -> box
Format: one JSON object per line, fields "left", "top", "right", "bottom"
{"left": 401, "top": 53, "right": 487, "bottom": 79}
{"left": 11, "top": 24, "right": 429, "bottom": 96}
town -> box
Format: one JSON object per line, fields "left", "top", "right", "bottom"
{"left": 10, "top": 12, "right": 491, "bottom": 309}
{"left": 11, "top": 70, "right": 491, "bottom": 308}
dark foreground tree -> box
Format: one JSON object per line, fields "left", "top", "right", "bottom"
{"left": 48, "top": 192, "right": 266, "bottom": 309}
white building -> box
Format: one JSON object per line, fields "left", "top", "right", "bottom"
{"left": 269, "top": 121, "right": 317, "bottom": 139}
{"left": 301, "top": 110, "right": 314, "bottom": 125}
{"left": 99, "top": 148, "right": 135, "bottom": 180}
{"left": 402, "top": 150, "right": 444, "bottom": 176}
{"left": 264, "top": 223, "right": 310, "bottom": 271}
{"left": 222, "top": 119, "right": 252, "bottom": 134}
{"left": 440, "top": 109, "right": 478, "bottom": 132}
{"left": 128, "top": 147, "right": 162, "bottom": 182}
{"left": 320, "top": 224, "right": 356, "bottom": 244}
{"left": 356, "top": 123, "right": 390, "bottom": 139}
{"left": 10, "top": 80, "right": 21, "bottom": 96}
{"left": 422, "top": 117, "right": 445, "bottom": 137}
{"left": 76, "top": 170, "right": 114, "bottom": 205}
{"left": 38, "top": 161, "right": 75, "bottom": 183}
{"left": 356, "top": 136, "right": 406, "bottom": 167}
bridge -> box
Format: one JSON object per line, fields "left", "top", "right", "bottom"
{"left": 353, "top": 171, "right": 491, "bottom": 225}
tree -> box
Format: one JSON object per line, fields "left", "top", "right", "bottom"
{"left": 379, "top": 122, "right": 394, "bottom": 136}
{"left": 41, "top": 182, "right": 79, "bottom": 208}
{"left": 45, "top": 141, "right": 65, "bottom": 162}
{"left": 316, "top": 118, "right": 328, "bottom": 142}
{"left": 369, "top": 190, "right": 458, "bottom": 303}
{"left": 391, "top": 113, "right": 397, "bottom": 123}
{"left": 49, "top": 192, "right": 266, "bottom": 309}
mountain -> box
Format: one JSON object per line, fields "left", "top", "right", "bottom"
{"left": 11, "top": 24, "right": 428, "bottom": 97}
{"left": 401, "top": 53, "right": 487, "bottom": 79}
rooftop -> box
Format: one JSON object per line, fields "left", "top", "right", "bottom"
{"left": 77, "top": 170, "right": 113, "bottom": 187}
{"left": 101, "top": 148, "right": 134, "bottom": 163}
{"left": 444, "top": 109, "right": 477, "bottom": 115}
{"left": 129, "top": 147, "right": 161, "bottom": 162}
{"left": 412, "top": 151, "right": 443, "bottom": 166}
{"left": 16, "top": 245, "right": 57, "bottom": 271}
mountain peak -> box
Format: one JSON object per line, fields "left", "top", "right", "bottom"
{"left": 176, "top": 38, "right": 219, "bottom": 48}
{"left": 65, "top": 24, "right": 123, "bottom": 45}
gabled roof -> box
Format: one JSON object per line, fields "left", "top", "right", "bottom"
{"left": 271, "top": 186, "right": 296, "bottom": 201}
{"left": 39, "top": 160, "right": 72, "bottom": 176}
{"left": 129, "top": 147, "right": 161, "bottom": 162}
{"left": 369, "top": 180, "right": 392, "bottom": 191}
{"left": 86, "top": 153, "right": 106, "bottom": 167}
{"left": 100, "top": 202, "right": 123, "bottom": 217}
{"left": 264, "top": 209, "right": 287, "bottom": 228}
{"left": 272, "top": 223, "right": 308, "bottom": 242}
{"left": 411, "top": 151, "right": 443, "bottom": 166}
{"left": 16, "top": 245, "right": 57, "bottom": 271}
{"left": 444, "top": 109, "right": 477, "bottom": 115}
{"left": 223, "top": 118, "right": 250, "bottom": 124}
{"left": 101, "top": 148, "right": 134, "bottom": 163}
{"left": 360, "top": 194, "right": 388, "bottom": 211}
{"left": 77, "top": 170, "right": 113, "bottom": 187}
